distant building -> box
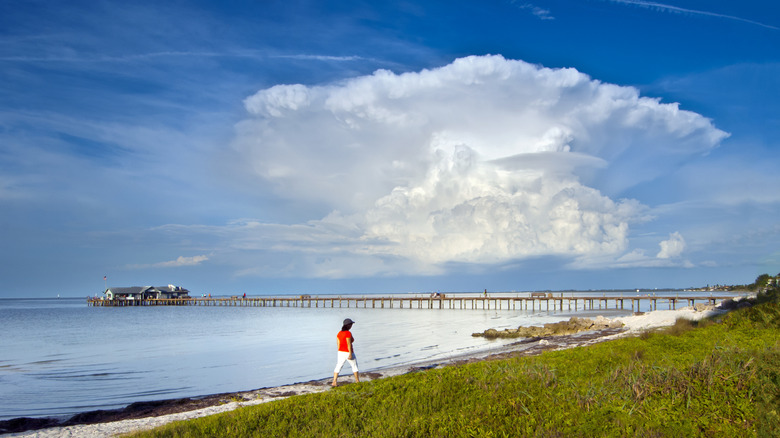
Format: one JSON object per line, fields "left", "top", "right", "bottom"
{"left": 104, "top": 285, "right": 190, "bottom": 300}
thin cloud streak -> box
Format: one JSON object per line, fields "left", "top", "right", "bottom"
{"left": 127, "top": 255, "right": 209, "bottom": 270}
{"left": 611, "top": 0, "right": 779, "bottom": 30}
{"left": 509, "top": 2, "right": 555, "bottom": 20}
{"left": 0, "top": 50, "right": 363, "bottom": 63}
{"left": 272, "top": 54, "right": 367, "bottom": 62}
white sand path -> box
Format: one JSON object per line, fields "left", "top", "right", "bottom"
{"left": 607, "top": 306, "right": 729, "bottom": 337}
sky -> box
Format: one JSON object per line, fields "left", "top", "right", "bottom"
{"left": 1, "top": 0, "right": 778, "bottom": 297}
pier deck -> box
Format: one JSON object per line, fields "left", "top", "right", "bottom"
{"left": 87, "top": 294, "right": 738, "bottom": 312}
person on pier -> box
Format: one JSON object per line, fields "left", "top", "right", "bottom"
{"left": 332, "top": 318, "right": 359, "bottom": 387}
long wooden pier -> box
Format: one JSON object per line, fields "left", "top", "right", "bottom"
{"left": 87, "top": 294, "right": 738, "bottom": 312}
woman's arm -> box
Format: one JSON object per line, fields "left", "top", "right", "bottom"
{"left": 347, "top": 337, "right": 354, "bottom": 359}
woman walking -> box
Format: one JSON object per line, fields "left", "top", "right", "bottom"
{"left": 332, "top": 318, "right": 359, "bottom": 387}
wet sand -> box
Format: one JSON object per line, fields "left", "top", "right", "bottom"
{"left": 1, "top": 305, "right": 729, "bottom": 437}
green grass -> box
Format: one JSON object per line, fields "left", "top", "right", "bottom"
{"left": 126, "top": 300, "right": 780, "bottom": 437}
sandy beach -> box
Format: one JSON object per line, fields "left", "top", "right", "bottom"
{"left": 1, "top": 303, "right": 732, "bottom": 438}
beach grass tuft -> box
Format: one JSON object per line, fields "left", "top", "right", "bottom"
{"left": 125, "top": 297, "right": 780, "bottom": 437}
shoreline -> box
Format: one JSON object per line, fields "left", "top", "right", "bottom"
{"left": 1, "top": 304, "right": 733, "bottom": 437}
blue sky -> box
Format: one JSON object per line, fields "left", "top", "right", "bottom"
{"left": 1, "top": 0, "right": 778, "bottom": 297}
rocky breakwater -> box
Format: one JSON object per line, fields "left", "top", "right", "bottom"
{"left": 473, "top": 316, "right": 625, "bottom": 339}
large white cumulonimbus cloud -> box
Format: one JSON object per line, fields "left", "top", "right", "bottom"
{"left": 232, "top": 55, "right": 728, "bottom": 275}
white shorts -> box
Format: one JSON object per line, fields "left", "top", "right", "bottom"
{"left": 334, "top": 351, "right": 359, "bottom": 373}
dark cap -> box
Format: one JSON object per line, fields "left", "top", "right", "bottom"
{"left": 343, "top": 318, "right": 355, "bottom": 326}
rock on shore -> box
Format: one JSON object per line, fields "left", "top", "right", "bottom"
{"left": 472, "top": 316, "right": 624, "bottom": 339}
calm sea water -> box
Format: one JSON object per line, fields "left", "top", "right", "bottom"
{"left": 0, "top": 292, "right": 733, "bottom": 421}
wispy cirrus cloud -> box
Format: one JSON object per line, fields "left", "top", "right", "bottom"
{"left": 611, "top": 0, "right": 778, "bottom": 30}
{"left": 0, "top": 50, "right": 365, "bottom": 64}
{"left": 509, "top": 1, "right": 555, "bottom": 20}
{"left": 272, "top": 54, "right": 367, "bottom": 62}
{"left": 127, "top": 255, "right": 209, "bottom": 270}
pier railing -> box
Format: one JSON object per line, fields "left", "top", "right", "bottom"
{"left": 87, "top": 295, "right": 739, "bottom": 312}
